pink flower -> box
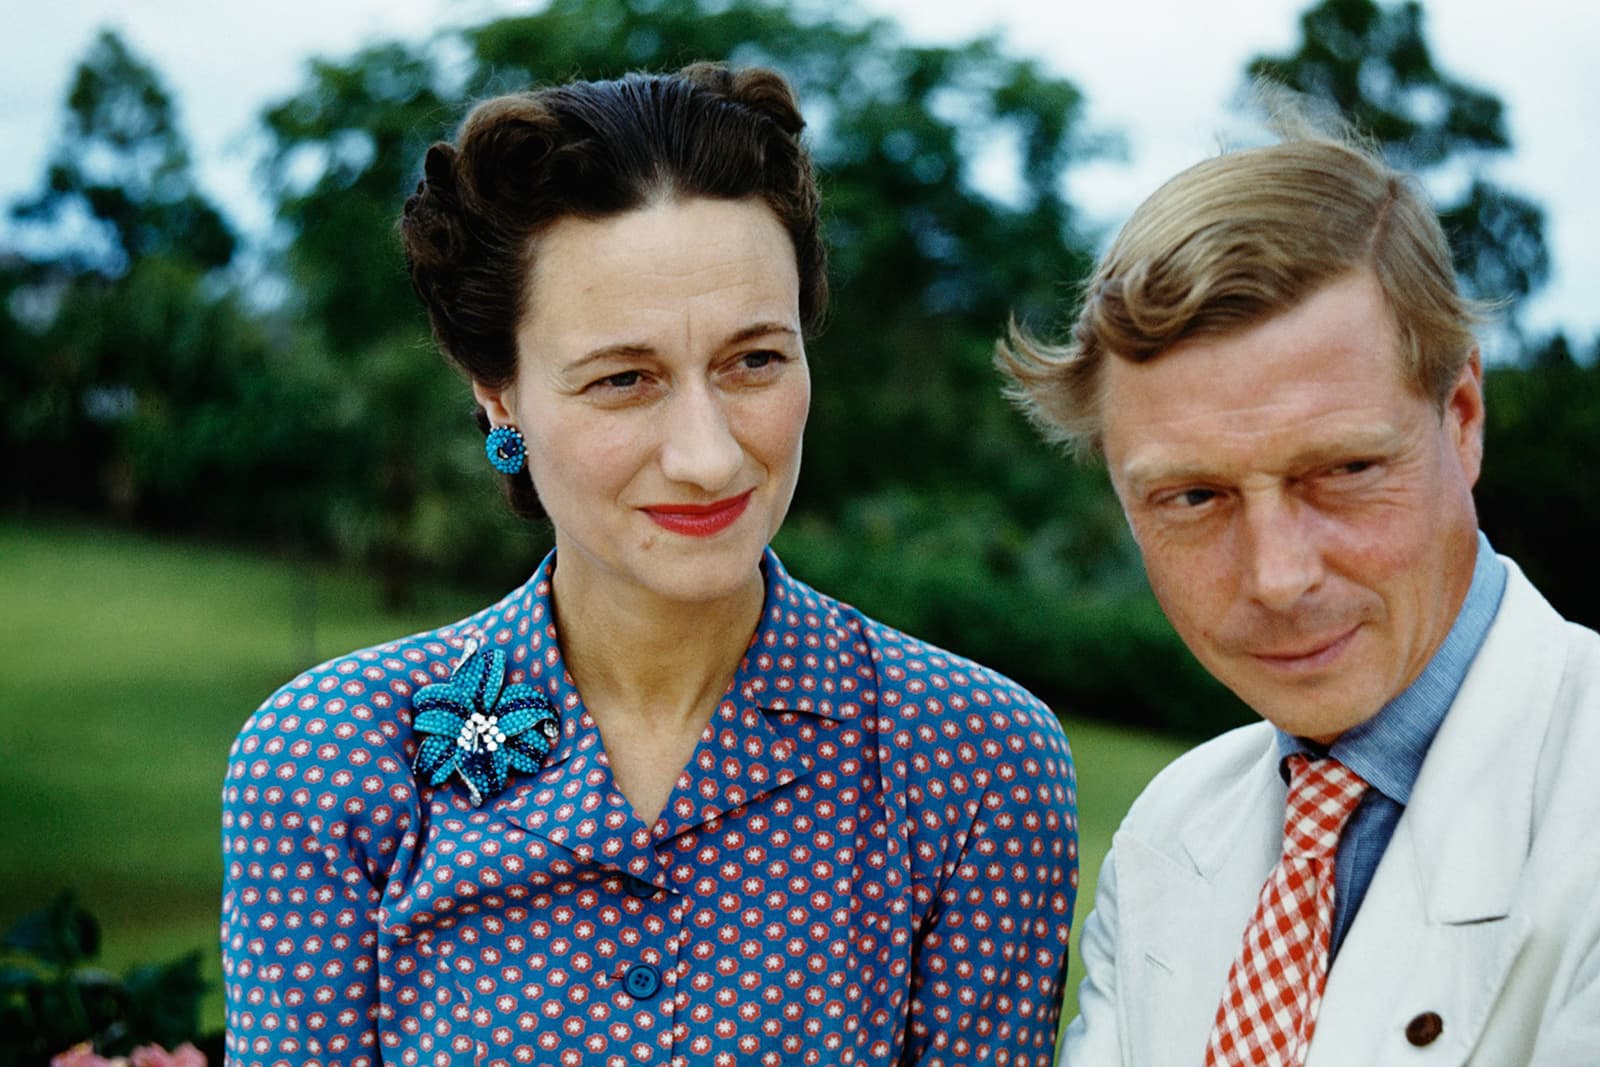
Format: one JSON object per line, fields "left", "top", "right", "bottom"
{"left": 50, "top": 1045, "right": 205, "bottom": 1067}
{"left": 130, "top": 1045, "right": 206, "bottom": 1067}
{"left": 50, "top": 1044, "right": 120, "bottom": 1067}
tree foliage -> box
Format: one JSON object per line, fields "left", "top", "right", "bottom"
{"left": 1, "top": 31, "right": 331, "bottom": 546}
{"left": 1249, "top": 0, "right": 1549, "bottom": 322}
{"left": 11, "top": 30, "right": 234, "bottom": 277}
{"left": 251, "top": 0, "right": 1149, "bottom": 677}
{"left": 1478, "top": 337, "right": 1600, "bottom": 629}
{"left": 6, "top": 1, "right": 1592, "bottom": 735}
{"left": 260, "top": 42, "right": 450, "bottom": 353}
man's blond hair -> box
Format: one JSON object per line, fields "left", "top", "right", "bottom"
{"left": 998, "top": 121, "right": 1482, "bottom": 456}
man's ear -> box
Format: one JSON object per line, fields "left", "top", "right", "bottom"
{"left": 1447, "top": 347, "right": 1486, "bottom": 489}
{"left": 472, "top": 379, "right": 516, "bottom": 426}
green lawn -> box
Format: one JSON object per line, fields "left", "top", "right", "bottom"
{"left": 0, "top": 518, "right": 1193, "bottom": 1031}
{"left": 0, "top": 519, "right": 489, "bottom": 1028}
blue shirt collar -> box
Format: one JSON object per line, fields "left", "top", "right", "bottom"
{"left": 1277, "top": 531, "right": 1506, "bottom": 803}
{"left": 484, "top": 546, "right": 869, "bottom": 854}
{"left": 502, "top": 546, "right": 865, "bottom": 758}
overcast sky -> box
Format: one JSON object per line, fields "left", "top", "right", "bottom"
{"left": 6, "top": 0, "right": 1596, "bottom": 345}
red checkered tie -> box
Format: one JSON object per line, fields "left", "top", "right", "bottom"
{"left": 1204, "top": 754, "right": 1369, "bottom": 1067}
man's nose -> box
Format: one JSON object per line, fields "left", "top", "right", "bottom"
{"left": 1241, "top": 493, "right": 1326, "bottom": 612}
{"left": 658, "top": 383, "right": 743, "bottom": 492}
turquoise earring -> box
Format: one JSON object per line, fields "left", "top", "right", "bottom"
{"left": 485, "top": 425, "right": 526, "bottom": 474}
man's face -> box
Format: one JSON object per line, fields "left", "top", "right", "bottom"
{"left": 1102, "top": 270, "right": 1485, "bottom": 742}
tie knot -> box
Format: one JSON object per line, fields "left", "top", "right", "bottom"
{"left": 1282, "top": 754, "right": 1368, "bottom": 860}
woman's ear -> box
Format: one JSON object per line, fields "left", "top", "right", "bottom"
{"left": 471, "top": 379, "right": 517, "bottom": 425}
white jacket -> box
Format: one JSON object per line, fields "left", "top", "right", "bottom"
{"left": 1062, "top": 558, "right": 1600, "bottom": 1066}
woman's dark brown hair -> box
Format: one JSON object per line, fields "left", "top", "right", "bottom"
{"left": 400, "top": 62, "right": 827, "bottom": 519}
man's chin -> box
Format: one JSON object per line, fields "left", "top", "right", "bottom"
{"left": 1225, "top": 675, "right": 1383, "bottom": 743}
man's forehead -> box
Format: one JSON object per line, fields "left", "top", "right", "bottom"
{"left": 1098, "top": 271, "right": 1425, "bottom": 479}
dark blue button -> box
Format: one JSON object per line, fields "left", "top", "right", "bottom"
{"left": 624, "top": 876, "right": 658, "bottom": 899}
{"left": 623, "top": 963, "right": 661, "bottom": 1000}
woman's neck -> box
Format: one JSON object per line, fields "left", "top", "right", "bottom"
{"left": 549, "top": 553, "right": 766, "bottom": 732}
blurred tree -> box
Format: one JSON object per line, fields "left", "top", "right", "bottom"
{"left": 1249, "top": 0, "right": 1549, "bottom": 327}
{"left": 1477, "top": 336, "right": 1600, "bottom": 631}
{"left": 255, "top": 0, "right": 1149, "bottom": 658}
{"left": 261, "top": 42, "right": 449, "bottom": 354}
{"left": 454, "top": 0, "right": 1109, "bottom": 529}
{"left": 1, "top": 30, "right": 334, "bottom": 544}
{"left": 257, "top": 42, "right": 526, "bottom": 603}
{"left": 11, "top": 29, "right": 235, "bottom": 277}
{"left": 0, "top": 256, "right": 62, "bottom": 512}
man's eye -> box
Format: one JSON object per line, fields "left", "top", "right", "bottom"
{"left": 1333, "top": 460, "right": 1374, "bottom": 476}
{"left": 1176, "top": 488, "right": 1217, "bottom": 507}
{"left": 741, "top": 350, "right": 784, "bottom": 371}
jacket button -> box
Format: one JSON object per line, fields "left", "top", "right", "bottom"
{"left": 624, "top": 963, "right": 661, "bottom": 1000}
{"left": 624, "top": 875, "right": 658, "bottom": 899}
{"left": 1405, "top": 1011, "right": 1444, "bottom": 1047}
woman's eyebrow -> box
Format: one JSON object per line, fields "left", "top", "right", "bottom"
{"left": 565, "top": 322, "right": 798, "bottom": 372}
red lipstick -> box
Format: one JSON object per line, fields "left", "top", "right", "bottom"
{"left": 642, "top": 490, "right": 753, "bottom": 537}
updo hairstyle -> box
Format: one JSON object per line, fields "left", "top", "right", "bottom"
{"left": 400, "top": 63, "right": 826, "bottom": 520}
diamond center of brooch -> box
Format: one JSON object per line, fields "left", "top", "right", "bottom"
{"left": 456, "top": 712, "right": 507, "bottom": 753}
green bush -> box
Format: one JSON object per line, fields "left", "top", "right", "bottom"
{"left": 0, "top": 895, "right": 220, "bottom": 1067}
{"left": 1478, "top": 351, "right": 1600, "bottom": 632}
{"left": 775, "top": 489, "right": 1252, "bottom": 737}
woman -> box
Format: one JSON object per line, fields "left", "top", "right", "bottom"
{"left": 221, "top": 63, "right": 1076, "bottom": 1067}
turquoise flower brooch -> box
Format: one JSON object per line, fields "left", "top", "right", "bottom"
{"left": 411, "top": 639, "right": 559, "bottom": 806}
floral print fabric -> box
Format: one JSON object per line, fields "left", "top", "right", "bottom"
{"left": 221, "top": 550, "right": 1078, "bottom": 1066}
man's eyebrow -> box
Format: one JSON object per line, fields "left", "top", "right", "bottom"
{"left": 1118, "top": 427, "right": 1403, "bottom": 486}
{"left": 1117, "top": 456, "right": 1213, "bottom": 487}
{"left": 724, "top": 321, "right": 799, "bottom": 346}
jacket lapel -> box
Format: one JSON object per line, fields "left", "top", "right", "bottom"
{"left": 1112, "top": 561, "right": 1563, "bottom": 1067}
{"left": 1307, "top": 562, "right": 1560, "bottom": 1065}
{"left": 1118, "top": 735, "right": 1285, "bottom": 1065}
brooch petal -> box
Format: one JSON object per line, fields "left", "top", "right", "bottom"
{"left": 410, "top": 641, "right": 559, "bottom": 806}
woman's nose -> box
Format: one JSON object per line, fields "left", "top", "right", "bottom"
{"left": 658, "top": 384, "right": 743, "bottom": 491}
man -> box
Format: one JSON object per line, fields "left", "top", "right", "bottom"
{"left": 1000, "top": 129, "right": 1600, "bottom": 1065}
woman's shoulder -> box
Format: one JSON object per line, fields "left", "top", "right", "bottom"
{"left": 226, "top": 575, "right": 543, "bottom": 779}
{"left": 773, "top": 556, "right": 1070, "bottom": 767}
{"left": 772, "top": 560, "right": 1075, "bottom": 882}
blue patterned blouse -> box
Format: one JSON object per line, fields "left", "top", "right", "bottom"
{"left": 221, "top": 549, "right": 1078, "bottom": 1067}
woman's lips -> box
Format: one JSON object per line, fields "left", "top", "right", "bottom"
{"left": 642, "top": 490, "right": 753, "bottom": 537}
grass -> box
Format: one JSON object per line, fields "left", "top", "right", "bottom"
{"left": 0, "top": 517, "right": 1194, "bottom": 1032}
{"left": 0, "top": 518, "right": 489, "bottom": 1028}
{"left": 1060, "top": 716, "right": 1191, "bottom": 1019}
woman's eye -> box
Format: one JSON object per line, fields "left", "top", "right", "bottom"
{"left": 592, "top": 370, "right": 643, "bottom": 391}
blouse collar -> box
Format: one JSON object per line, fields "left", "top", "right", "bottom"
{"left": 458, "top": 547, "right": 874, "bottom": 879}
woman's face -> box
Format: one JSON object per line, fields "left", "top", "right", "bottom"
{"left": 476, "top": 196, "right": 810, "bottom": 610}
